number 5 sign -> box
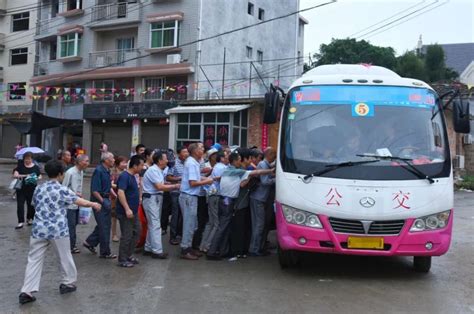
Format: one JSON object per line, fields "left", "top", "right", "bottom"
{"left": 352, "top": 103, "right": 374, "bottom": 117}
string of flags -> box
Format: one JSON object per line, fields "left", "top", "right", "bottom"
{"left": 0, "top": 84, "right": 189, "bottom": 101}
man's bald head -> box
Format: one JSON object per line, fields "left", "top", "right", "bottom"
{"left": 264, "top": 147, "right": 276, "bottom": 163}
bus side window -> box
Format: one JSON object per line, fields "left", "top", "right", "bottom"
{"left": 432, "top": 122, "right": 442, "bottom": 147}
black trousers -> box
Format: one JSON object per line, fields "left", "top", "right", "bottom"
{"left": 17, "top": 187, "right": 35, "bottom": 223}
{"left": 160, "top": 192, "right": 172, "bottom": 232}
{"left": 230, "top": 207, "right": 251, "bottom": 256}
{"left": 262, "top": 187, "right": 276, "bottom": 248}
{"left": 208, "top": 197, "right": 234, "bottom": 257}
{"left": 192, "top": 196, "right": 209, "bottom": 249}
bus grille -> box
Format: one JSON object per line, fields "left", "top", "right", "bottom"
{"left": 329, "top": 217, "right": 405, "bottom": 235}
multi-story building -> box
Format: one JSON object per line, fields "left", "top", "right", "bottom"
{"left": 0, "top": 0, "right": 37, "bottom": 158}
{"left": 31, "top": 0, "right": 305, "bottom": 162}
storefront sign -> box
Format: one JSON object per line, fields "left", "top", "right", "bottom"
{"left": 132, "top": 119, "right": 140, "bottom": 148}
{"left": 261, "top": 123, "right": 268, "bottom": 150}
{"left": 83, "top": 102, "right": 176, "bottom": 120}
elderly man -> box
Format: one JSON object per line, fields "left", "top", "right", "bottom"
{"left": 62, "top": 154, "right": 90, "bottom": 254}
{"left": 249, "top": 147, "right": 277, "bottom": 256}
{"left": 179, "top": 143, "right": 213, "bottom": 260}
{"left": 83, "top": 152, "right": 116, "bottom": 259}
{"left": 61, "top": 151, "right": 73, "bottom": 170}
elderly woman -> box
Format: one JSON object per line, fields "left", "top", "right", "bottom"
{"left": 13, "top": 152, "right": 41, "bottom": 229}
{"left": 19, "top": 160, "right": 101, "bottom": 305}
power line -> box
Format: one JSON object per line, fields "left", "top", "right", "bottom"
{"left": 355, "top": 1, "right": 440, "bottom": 39}
{"left": 43, "top": 0, "right": 336, "bottom": 84}
{"left": 363, "top": 1, "right": 449, "bottom": 40}
{"left": 348, "top": 0, "right": 426, "bottom": 38}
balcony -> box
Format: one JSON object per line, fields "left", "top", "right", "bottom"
{"left": 34, "top": 61, "right": 53, "bottom": 76}
{"left": 0, "top": 33, "right": 4, "bottom": 52}
{"left": 35, "top": 19, "right": 59, "bottom": 40}
{"left": 90, "top": 2, "right": 140, "bottom": 29}
{"left": 89, "top": 49, "right": 140, "bottom": 68}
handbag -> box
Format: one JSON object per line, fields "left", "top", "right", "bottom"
{"left": 13, "top": 178, "right": 23, "bottom": 190}
{"left": 79, "top": 207, "right": 92, "bottom": 224}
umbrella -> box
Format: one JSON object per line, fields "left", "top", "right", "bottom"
{"left": 15, "top": 147, "right": 45, "bottom": 159}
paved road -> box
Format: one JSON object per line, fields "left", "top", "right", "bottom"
{"left": 0, "top": 164, "right": 473, "bottom": 313}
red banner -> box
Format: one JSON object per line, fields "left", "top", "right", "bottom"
{"left": 261, "top": 123, "right": 268, "bottom": 150}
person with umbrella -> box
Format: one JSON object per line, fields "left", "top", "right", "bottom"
{"left": 13, "top": 152, "right": 42, "bottom": 229}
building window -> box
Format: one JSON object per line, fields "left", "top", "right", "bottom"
{"left": 63, "top": 83, "right": 85, "bottom": 104}
{"left": 143, "top": 77, "right": 165, "bottom": 100}
{"left": 150, "top": 21, "right": 179, "bottom": 49}
{"left": 176, "top": 111, "right": 248, "bottom": 149}
{"left": 258, "top": 8, "right": 265, "bottom": 20}
{"left": 59, "top": 33, "right": 81, "bottom": 58}
{"left": 248, "top": 2, "right": 254, "bottom": 15}
{"left": 10, "top": 48, "right": 28, "bottom": 65}
{"left": 12, "top": 12, "right": 30, "bottom": 32}
{"left": 257, "top": 50, "right": 263, "bottom": 64}
{"left": 67, "top": 0, "right": 82, "bottom": 10}
{"left": 246, "top": 46, "right": 253, "bottom": 59}
{"left": 50, "top": 41, "right": 57, "bottom": 61}
{"left": 93, "top": 80, "right": 114, "bottom": 102}
{"left": 232, "top": 110, "right": 248, "bottom": 147}
{"left": 8, "top": 82, "right": 27, "bottom": 101}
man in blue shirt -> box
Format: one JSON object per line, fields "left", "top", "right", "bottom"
{"left": 166, "top": 146, "right": 189, "bottom": 245}
{"left": 83, "top": 152, "right": 116, "bottom": 259}
{"left": 249, "top": 147, "right": 277, "bottom": 256}
{"left": 179, "top": 143, "right": 213, "bottom": 260}
{"left": 116, "top": 155, "right": 145, "bottom": 267}
{"left": 142, "top": 150, "right": 180, "bottom": 259}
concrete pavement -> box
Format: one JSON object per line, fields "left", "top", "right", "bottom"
{"left": 0, "top": 164, "right": 473, "bottom": 313}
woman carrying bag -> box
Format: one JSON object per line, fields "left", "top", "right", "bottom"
{"left": 13, "top": 152, "right": 41, "bottom": 229}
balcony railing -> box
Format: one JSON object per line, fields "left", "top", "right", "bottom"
{"left": 35, "top": 19, "right": 57, "bottom": 36}
{"left": 91, "top": 2, "right": 129, "bottom": 22}
{"left": 88, "top": 49, "right": 140, "bottom": 68}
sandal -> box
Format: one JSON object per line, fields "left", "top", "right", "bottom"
{"left": 99, "top": 254, "right": 117, "bottom": 259}
{"left": 83, "top": 242, "right": 96, "bottom": 254}
{"left": 117, "top": 261, "right": 134, "bottom": 268}
{"left": 71, "top": 247, "right": 81, "bottom": 254}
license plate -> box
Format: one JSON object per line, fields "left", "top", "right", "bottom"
{"left": 347, "top": 236, "right": 384, "bottom": 250}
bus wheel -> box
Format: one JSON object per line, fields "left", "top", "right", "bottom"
{"left": 413, "top": 256, "right": 431, "bottom": 273}
{"left": 278, "top": 245, "right": 300, "bottom": 269}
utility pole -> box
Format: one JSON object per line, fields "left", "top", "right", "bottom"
{"left": 221, "top": 47, "right": 226, "bottom": 99}
{"left": 249, "top": 61, "right": 252, "bottom": 98}
{"left": 277, "top": 64, "right": 281, "bottom": 86}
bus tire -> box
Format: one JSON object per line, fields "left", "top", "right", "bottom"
{"left": 278, "top": 245, "right": 300, "bottom": 269}
{"left": 413, "top": 256, "right": 431, "bottom": 273}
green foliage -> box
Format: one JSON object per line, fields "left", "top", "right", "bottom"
{"left": 424, "top": 44, "right": 447, "bottom": 82}
{"left": 458, "top": 175, "right": 474, "bottom": 190}
{"left": 314, "top": 38, "right": 398, "bottom": 70}
{"left": 396, "top": 51, "right": 427, "bottom": 81}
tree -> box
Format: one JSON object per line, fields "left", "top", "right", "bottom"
{"left": 311, "top": 38, "right": 398, "bottom": 70}
{"left": 396, "top": 51, "right": 427, "bottom": 81}
{"left": 424, "top": 44, "right": 447, "bottom": 82}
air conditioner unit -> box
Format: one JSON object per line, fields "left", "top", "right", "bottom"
{"left": 454, "top": 155, "right": 465, "bottom": 169}
{"left": 463, "top": 134, "right": 473, "bottom": 145}
{"left": 167, "top": 54, "right": 181, "bottom": 64}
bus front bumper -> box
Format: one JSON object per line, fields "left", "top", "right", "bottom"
{"left": 275, "top": 202, "right": 453, "bottom": 256}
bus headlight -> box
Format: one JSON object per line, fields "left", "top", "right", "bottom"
{"left": 410, "top": 210, "right": 451, "bottom": 232}
{"left": 281, "top": 205, "right": 323, "bottom": 229}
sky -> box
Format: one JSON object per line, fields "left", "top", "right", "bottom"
{"left": 300, "top": 0, "right": 474, "bottom": 57}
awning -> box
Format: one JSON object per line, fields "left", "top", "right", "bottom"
{"left": 165, "top": 105, "right": 250, "bottom": 115}
{"left": 7, "top": 111, "right": 80, "bottom": 134}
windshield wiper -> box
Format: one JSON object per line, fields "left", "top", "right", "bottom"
{"left": 301, "top": 159, "right": 380, "bottom": 183}
{"left": 356, "top": 153, "right": 435, "bottom": 184}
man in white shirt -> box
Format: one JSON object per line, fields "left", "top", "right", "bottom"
{"left": 142, "top": 150, "right": 180, "bottom": 259}
{"left": 62, "top": 154, "right": 89, "bottom": 253}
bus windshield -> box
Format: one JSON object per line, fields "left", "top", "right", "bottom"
{"left": 280, "top": 85, "right": 450, "bottom": 180}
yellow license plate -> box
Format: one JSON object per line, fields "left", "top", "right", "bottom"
{"left": 347, "top": 236, "right": 384, "bottom": 250}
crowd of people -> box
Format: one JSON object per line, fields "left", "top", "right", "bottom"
{"left": 16, "top": 141, "right": 277, "bottom": 304}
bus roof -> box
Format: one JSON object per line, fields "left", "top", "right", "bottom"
{"left": 290, "top": 64, "right": 434, "bottom": 91}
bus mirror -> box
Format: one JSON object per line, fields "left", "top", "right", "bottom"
{"left": 452, "top": 99, "right": 470, "bottom": 134}
{"left": 263, "top": 89, "right": 281, "bottom": 124}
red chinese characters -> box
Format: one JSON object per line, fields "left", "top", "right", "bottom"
{"left": 393, "top": 191, "right": 411, "bottom": 209}
{"left": 325, "top": 188, "right": 342, "bottom": 206}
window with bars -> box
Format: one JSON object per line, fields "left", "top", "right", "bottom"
{"left": 93, "top": 80, "right": 133, "bottom": 102}
{"left": 63, "top": 83, "right": 85, "bottom": 104}
{"left": 143, "top": 77, "right": 165, "bottom": 100}
{"left": 150, "top": 21, "right": 179, "bottom": 48}
{"left": 12, "top": 12, "right": 30, "bottom": 32}
{"left": 8, "top": 82, "right": 27, "bottom": 101}
{"left": 257, "top": 50, "right": 263, "bottom": 64}
{"left": 10, "top": 48, "right": 28, "bottom": 65}
{"left": 176, "top": 110, "right": 248, "bottom": 149}
{"left": 59, "top": 33, "right": 81, "bottom": 58}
